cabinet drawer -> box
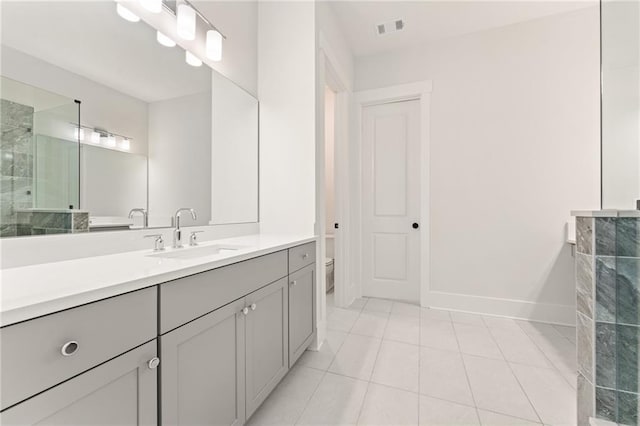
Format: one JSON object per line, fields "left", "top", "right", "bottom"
{"left": 288, "top": 242, "right": 316, "bottom": 273}
{"left": 0, "top": 287, "right": 157, "bottom": 411}
{"left": 160, "top": 251, "right": 288, "bottom": 334}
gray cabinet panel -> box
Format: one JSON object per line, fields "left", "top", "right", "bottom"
{"left": 245, "top": 278, "right": 289, "bottom": 419}
{"left": 288, "top": 264, "right": 316, "bottom": 367}
{"left": 0, "top": 341, "right": 157, "bottom": 426}
{"left": 288, "top": 242, "right": 316, "bottom": 274}
{"left": 160, "top": 251, "right": 287, "bottom": 333}
{"left": 0, "top": 287, "right": 157, "bottom": 411}
{"left": 161, "top": 298, "right": 246, "bottom": 426}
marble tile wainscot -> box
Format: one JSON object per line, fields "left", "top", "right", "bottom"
{"left": 574, "top": 210, "right": 640, "bottom": 426}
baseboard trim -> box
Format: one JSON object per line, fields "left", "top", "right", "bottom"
{"left": 425, "top": 291, "right": 576, "bottom": 326}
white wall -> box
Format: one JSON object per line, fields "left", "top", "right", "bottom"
{"left": 258, "top": 2, "right": 316, "bottom": 235}
{"left": 1, "top": 46, "right": 148, "bottom": 155}
{"left": 148, "top": 91, "right": 212, "bottom": 226}
{"left": 354, "top": 7, "right": 601, "bottom": 323}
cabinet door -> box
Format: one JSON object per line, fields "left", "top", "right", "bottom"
{"left": 0, "top": 341, "right": 157, "bottom": 425}
{"left": 245, "top": 278, "right": 289, "bottom": 419}
{"left": 288, "top": 264, "right": 316, "bottom": 367}
{"left": 161, "top": 299, "right": 246, "bottom": 426}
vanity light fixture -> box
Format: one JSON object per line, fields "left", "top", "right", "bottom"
{"left": 176, "top": 2, "right": 196, "bottom": 40}
{"left": 156, "top": 31, "right": 176, "bottom": 47}
{"left": 116, "top": 3, "right": 140, "bottom": 22}
{"left": 185, "top": 51, "right": 202, "bottom": 67}
{"left": 140, "top": 0, "right": 162, "bottom": 13}
{"left": 206, "top": 30, "right": 222, "bottom": 62}
{"left": 120, "top": 138, "right": 131, "bottom": 151}
{"left": 90, "top": 131, "right": 101, "bottom": 144}
{"left": 74, "top": 127, "right": 85, "bottom": 141}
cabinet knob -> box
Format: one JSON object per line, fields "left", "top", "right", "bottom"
{"left": 250, "top": 303, "right": 257, "bottom": 311}
{"left": 148, "top": 357, "right": 160, "bottom": 369}
{"left": 291, "top": 280, "right": 297, "bottom": 287}
{"left": 61, "top": 341, "right": 79, "bottom": 357}
{"left": 242, "top": 307, "right": 249, "bottom": 315}
{"left": 302, "top": 253, "right": 309, "bottom": 259}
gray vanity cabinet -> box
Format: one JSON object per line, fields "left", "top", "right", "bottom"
{"left": 161, "top": 298, "right": 246, "bottom": 426}
{"left": 245, "top": 278, "right": 289, "bottom": 418}
{"left": 0, "top": 340, "right": 158, "bottom": 425}
{"left": 288, "top": 264, "right": 316, "bottom": 367}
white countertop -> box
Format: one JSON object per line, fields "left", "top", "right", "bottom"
{"left": 0, "top": 234, "right": 316, "bottom": 327}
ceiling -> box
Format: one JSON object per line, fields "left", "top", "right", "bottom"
{"left": 328, "top": 0, "right": 597, "bottom": 57}
{"left": 1, "top": 1, "right": 211, "bottom": 103}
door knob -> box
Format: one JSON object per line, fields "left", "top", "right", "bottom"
{"left": 412, "top": 222, "right": 419, "bottom": 229}
{"left": 250, "top": 303, "right": 257, "bottom": 311}
{"left": 148, "top": 357, "right": 160, "bottom": 369}
{"left": 242, "top": 307, "right": 249, "bottom": 315}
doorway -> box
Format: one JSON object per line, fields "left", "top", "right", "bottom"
{"left": 353, "top": 81, "right": 432, "bottom": 306}
{"left": 324, "top": 86, "right": 337, "bottom": 299}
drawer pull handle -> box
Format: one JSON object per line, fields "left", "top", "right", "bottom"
{"left": 148, "top": 357, "right": 160, "bottom": 369}
{"left": 61, "top": 341, "right": 79, "bottom": 357}
{"left": 242, "top": 307, "right": 249, "bottom": 316}
{"left": 291, "top": 280, "right": 297, "bottom": 287}
{"left": 250, "top": 303, "right": 257, "bottom": 311}
{"left": 302, "top": 253, "right": 309, "bottom": 259}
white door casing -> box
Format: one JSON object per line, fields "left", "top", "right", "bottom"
{"left": 362, "top": 100, "right": 421, "bottom": 302}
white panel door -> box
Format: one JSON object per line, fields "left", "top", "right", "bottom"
{"left": 362, "top": 100, "right": 421, "bottom": 302}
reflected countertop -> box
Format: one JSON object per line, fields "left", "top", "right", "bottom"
{"left": 0, "top": 233, "right": 316, "bottom": 327}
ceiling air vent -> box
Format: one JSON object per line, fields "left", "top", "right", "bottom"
{"left": 376, "top": 19, "right": 405, "bottom": 36}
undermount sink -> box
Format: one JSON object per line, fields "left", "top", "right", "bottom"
{"left": 148, "top": 244, "right": 246, "bottom": 260}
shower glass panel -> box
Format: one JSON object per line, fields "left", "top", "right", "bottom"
{"left": 601, "top": 0, "right": 640, "bottom": 209}
{"left": 0, "top": 77, "right": 80, "bottom": 237}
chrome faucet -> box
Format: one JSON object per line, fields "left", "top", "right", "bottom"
{"left": 128, "top": 208, "right": 148, "bottom": 228}
{"left": 173, "top": 208, "right": 197, "bottom": 248}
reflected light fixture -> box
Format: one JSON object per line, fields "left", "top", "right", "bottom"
{"left": 74, "top": 128, "right": 85, "bottom": 141}
{"left": 120, "top": 138, "right": 131, "bottom": 151}
{"left": 177, "top": 3, "right": 196, "bottom": 40}
{"left": 103, "top": 135, "right": 117, "bottom": 147}
{"left": 156, "top": 31, "right": 176, "bottom": 47}
{"left": 206, "top": 30, "right": 222, "bottom": 61}
{"left": 140, "top": 0, "right": 162, "bottom": 13}
{"left": 185, "top": 51, "right": 202, "bottom": 67}
{"left": 116, "top": 3, "right": 140, "bottom": 22}
{"left": 90, "top": 131, "right": 101, "bottom": 144}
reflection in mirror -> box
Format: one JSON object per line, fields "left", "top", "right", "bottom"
{"left": 0, "top": 77, "right": 82, "bottom": 237}
{"left": 1, "top": 0, "right": 259, "bottom": 237}
{"left": 601, "top": 0, "right": 640, "bottom": 209}
{"left": 211, "top": 71, "right": 259, "bottom": 224}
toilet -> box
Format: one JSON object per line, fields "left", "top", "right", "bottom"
{"left": 325, "top": 257, "right": 334, "bottom": 292}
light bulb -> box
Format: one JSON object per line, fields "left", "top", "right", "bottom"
{"left": 206, "top": 30, "right": 222, "bottom": 61}
{"left": 156, "top": 31, "right": 176, "bottom": 47}
{"left": 140, "top": 0, "right": 162, "bottom": 13}
{"left": 120, "top": 138, "right": 131, "bottom": 151}
{"left": 116, "top": 3, "right": 140, "bottom": 22}
{"left": 104, "top": 135, "right": 116, "bottom": 147}
{"left": 185, "top": 51, "right": 202, "bottom": 67}
{"left": 74, "top": 128, "right": 85, "bottom": 141}
{"left": 176, "top": 3, "right": 196, "bottom": 40}
{"left": 91, "top": 131, "right": 100, "bottom": 144}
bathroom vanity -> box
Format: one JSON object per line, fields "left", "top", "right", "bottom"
{"left": 0, "top": 236, "right": 317, "bottom": 425}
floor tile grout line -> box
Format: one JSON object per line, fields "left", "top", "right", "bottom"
{"left": 515, "top": 319, "right": 577, "bottom": 389}
{"left": 485, "top": 322, "right": 545, "bottom": 425}
{"left": 293, "top": 367, "right": 329, "bottom": 426}
{"left": 452, "top": 316, "right": 483, "bottom": 426}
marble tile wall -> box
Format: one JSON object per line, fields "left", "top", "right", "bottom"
{"left": 576, "top": 215, "right": 640, "bottom": 426}
{"left": 1, "top": 99, "right": 34, "bottom": 237}
{"left": 15, "top": 210, "right": 88, "bottom": 236}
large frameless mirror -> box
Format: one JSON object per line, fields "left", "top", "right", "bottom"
{"left": 0, "top": 0, "right": 259, "bottom": 237}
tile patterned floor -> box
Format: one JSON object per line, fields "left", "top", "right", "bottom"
{"left": 247, "top": 294, "right": 578, "bottom": 426}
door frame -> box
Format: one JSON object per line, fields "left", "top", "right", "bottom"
{"left": 315, "top": 31, "right": 352, "bottom": 348}
{"left": 353, "top": 81, "right": 432, "bottom": 307}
